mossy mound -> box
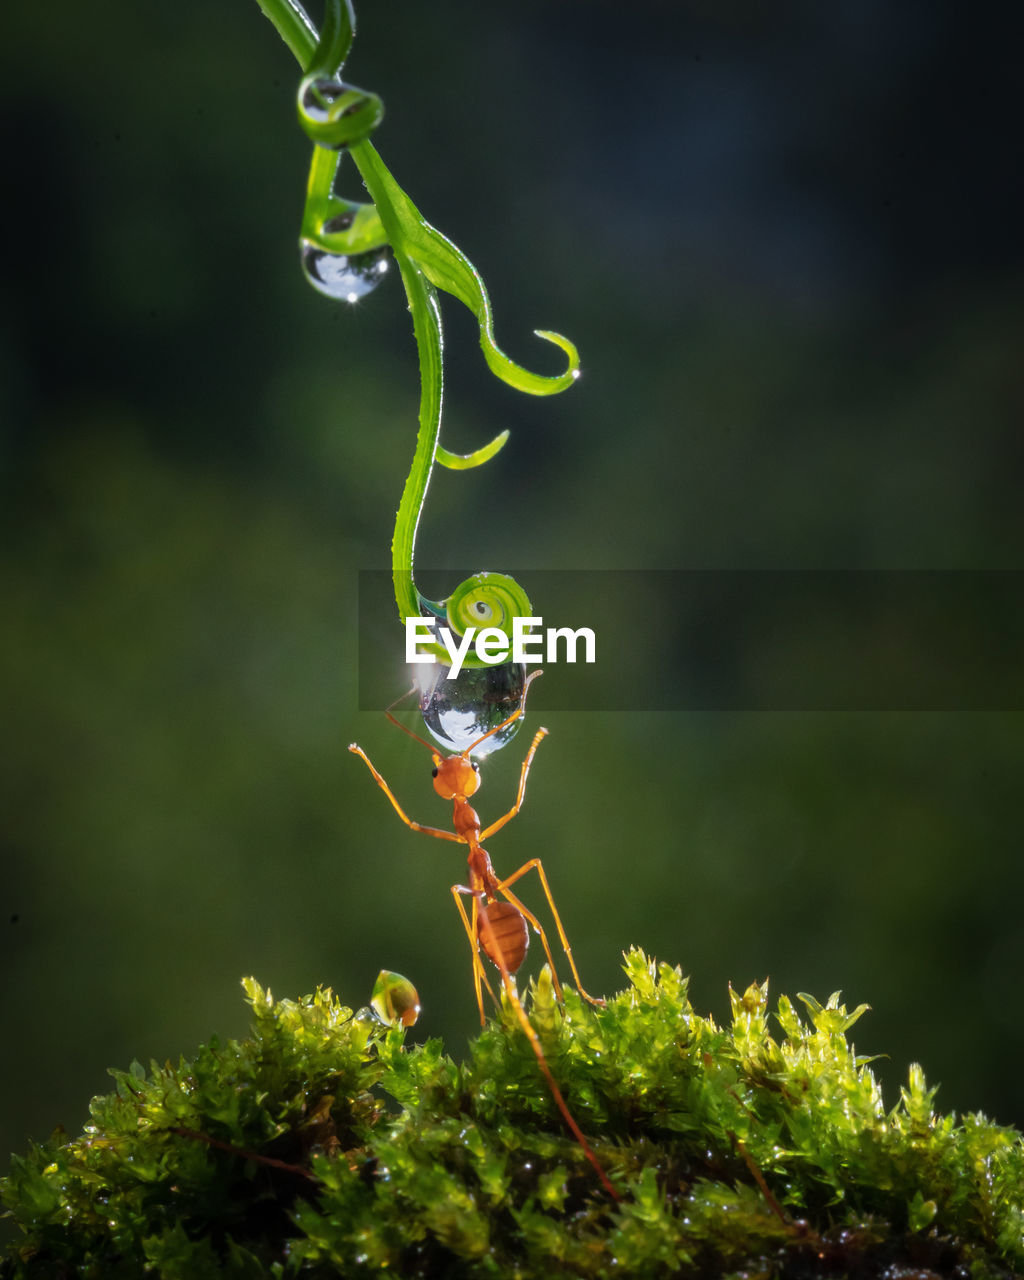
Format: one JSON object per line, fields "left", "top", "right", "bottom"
{"left": 2, "top": 950, "right": 1022, "bottom": 1278}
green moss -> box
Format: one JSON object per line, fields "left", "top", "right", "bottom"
{"left": 3, "top": 951, "right": 1022, "bottom": 1278}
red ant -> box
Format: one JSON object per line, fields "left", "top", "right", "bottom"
{"left": 348, "top": 671, "right": 618, "bottom": 1200}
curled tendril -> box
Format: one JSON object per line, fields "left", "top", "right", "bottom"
{"left": 258, "top": 0, "right": 580, "bottom": 664}
{"left": 446, "top": 573, "right": 532, "bottom": 642}
{"left": 298, "top": 76, "right": 384, "bottom": 150}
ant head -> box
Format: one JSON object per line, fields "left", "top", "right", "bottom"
{"left": 381, "top": 705, "right": 484, "bottom": 801}
{"left": 431, "top": 753, "right": 481, "bottom": 801}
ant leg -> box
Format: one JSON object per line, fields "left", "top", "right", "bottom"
{"left": 463, "top": 668, "right": 544, "bottom": 757}
{"left": 495, "top": 858, "right": 605, "bottom": 1009}
{"left": 451, "top": 884, "right": 499, "bottom": 1025}
{"left": 478, "top": 727, "right": 549, "bottom": 841}
{"left": 349, "top": 744, "right": 463, "bottom": 843}
{"left": 472, "top": 890, "right": 619, "bottom": 1202}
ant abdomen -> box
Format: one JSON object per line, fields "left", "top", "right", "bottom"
{"left": 477, "top": 901, "right": 529, "bottom": 974}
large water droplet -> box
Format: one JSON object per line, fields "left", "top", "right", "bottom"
{"left": 417, "top": 661, "right": 527, "bottom": 757}
{"left": 300, "top": 242, "right": 389, "bottom": 302}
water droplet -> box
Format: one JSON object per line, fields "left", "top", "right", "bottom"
{"left": 417, "top": 661, "right": 527, "bottom": 757}
{"left": 370, "top": 970, "right": 420, "bottom": 1028}
{"left": 299, "top": 76, "right": 347, "bottom": 121}
{"left": 322, "top": 211, "right": 355, "bottom": 234}
{"left": 300, "top": 242, "right": 389, "bottom": 303}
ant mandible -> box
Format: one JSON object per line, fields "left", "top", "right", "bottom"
{"left": 348, "top": 670, "right": 618, "bottom": 1200}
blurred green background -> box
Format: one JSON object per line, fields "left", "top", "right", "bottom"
{"left": 2, "top": 0, "right": 1022, "bottom": 1200}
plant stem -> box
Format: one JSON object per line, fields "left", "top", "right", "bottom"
{"left": 254, "top": 0, "right": 317, "bottom": 68}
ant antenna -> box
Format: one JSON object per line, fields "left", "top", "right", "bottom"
{"left": 381, "top": 686, "right": 440, "bottom": 755}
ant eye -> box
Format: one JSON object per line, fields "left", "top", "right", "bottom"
{"left": 431, "top": 767, "right": 438, "bottom": 778}
{"left": 472, "top": 762, "right": 480, "bottom": 773}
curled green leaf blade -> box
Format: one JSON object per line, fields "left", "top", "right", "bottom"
{"left": 437, "top": 430, "right": 509, "bottom": 472}
{"left": 351, "top": 141, "right": 580, "bottom": 394}
{"left": 413, "top": 223, "right": 580, "bottom": 393}
{"left": 300, "top": 147, "right": 386, "bottom": 253}
{"left": 298, "top": 75, "right": 384, "bottom": 150}
{"left": 296, "top": 0, "right": 381, "bottom": 152}
{"left": 446, "top": 573, "right": 531, "bottom": 639}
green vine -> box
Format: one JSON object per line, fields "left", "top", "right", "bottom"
{"left": 257, "top": 0, "right": 579, "bottom": 663}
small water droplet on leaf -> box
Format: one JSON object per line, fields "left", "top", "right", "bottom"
{"left": 300, "top": 242, "right": 389, "bottom": 302}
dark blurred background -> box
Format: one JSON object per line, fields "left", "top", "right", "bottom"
{"left": 2, "top": 0, "right": 1023, "bottom": 1199}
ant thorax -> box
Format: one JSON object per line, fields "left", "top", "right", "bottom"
{"left": 454, "top": 802, "right": 481, "bottom": 841}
